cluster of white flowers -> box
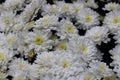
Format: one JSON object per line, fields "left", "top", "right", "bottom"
{"left": 0, "top": 0, "right": 120, "bottom": 80}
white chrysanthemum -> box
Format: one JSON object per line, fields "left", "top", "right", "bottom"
{"left": 9, "top": 58, "right": 30, "bottom": 71}
{"left": 0, "top": 33, "right": 18, "bottom": 49}
{"left": 12, "top": 22, "right": 25, "bottom": 31}
{"left": 35, "top": 52, "right": 56, "bottom": 67}
{"left": 67, "top": 36, "right": 97, "bottom": 61}
{"left": 55, "top": 40, "right": 68, "bottom": 51}
{"left": 8, "top": 58, "right": 30, "bottom": 79}
{"left": 89, "top": 61, "right": 113, "bottom": 78}
{"left": 77, "top": 8, "right": 99, "bottom": 29}
{"left": 41, "top": 4, "right": 60, "bottom": 16}
{"left": 57, "top": 19, "right": 78, "bottom": 39}
{"left": 72, "top": 2, "right": 85, "bottom": 15}
{"left": 0, "top": 48, "right": 13, "bottom": 66}
{"left": 113, "top": 30, "right": 120, "bottom": 43}
{"left": 51, "top": 51, "right": 84, "bottom": 79}
{"left": 3, "top": 0, "right": 25, "bottom": 10}
{"left": 110, "top": 45, "right": 120, "bottom": 66}
{"left": 0, "top": 11, "right": 15, "bottom": 32}
{"left": 5, "top": 33, "right": 18, "bottom": 49}
{"left": 26, "top": 64, "right": 42, "bottom": 80}
{"left": 56, "top": 1, "right": 73, "bottom": 16}
{"left": 103, "top": 2, "right": 120, "bottom": 11}
{"left": 24, "top": 30, "right": 52, "bottom": 52}
{"left": 85, "top": 0, "right": 98, "bottom": 8}
{"left": 104, "top": 10, "right": 120, "bottom": 33}
{"left": 34, "top": 52, "right": 56, "bottom": 79}
{"left": 35, "top": 15, "right": 58, "bottom": 30}
{"left": 85, "top": 26, "right": 109, "bottom": 45}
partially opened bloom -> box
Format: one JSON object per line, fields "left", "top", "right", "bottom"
{"left": 103, "top": 2, "right": 120, "bottom": 11}
{"left": 35, "top": 15, "right": 58, "bottom": 31}
{"left": 85, "top": 0, "right": 98, "bottom": 8}
{"left": 85, "top": 26, "right": 109, "bottom": 45}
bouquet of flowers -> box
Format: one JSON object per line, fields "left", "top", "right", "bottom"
{"left": 0, "top": 0, "right": 120, "bottom": 80}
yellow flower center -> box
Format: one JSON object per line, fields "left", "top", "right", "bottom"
{"left": 92, "top": 32, "right": 100, "bottom": 40}
{"left": 75, "top": 7, "right": 80, "bottom": 13}
{"left": 7, "top": 38, "right": 14, "bottom": 44}
{"left": 33, "top": 36, "right": 44, "bottom": 45}
{"left": 58, "top": 43, "right": 67, "bottom": 50}
{"left": 50, "top": 6, "right": 56, "bottom": 13}
{"left": 63, "top": 5, "right": 69, "bottom": 11}
{"left": 112, "top": 18, "right": 120, "bottom": 24}
{"left": 62, "top": 61, "right": 68, "bottom": 68}
{"left": 46, "top": 56, "right": 51, "bottom": 62}
{"left": 85, "top": 15, "right": 92, "bottom": 23}
{"left": 65, "top": 25, "right": 73, "bottom": 33}
{"left": 15, "top": 77, "right": 22, "bottom": 80}
{"left": 4, "top": 18, "right": 9, "bottom": 25}
{"left": 15, "top": 24, "right": 23, "bottom": 30}
{"left": 41, "top": 18, "right": 49, "bottom": 24}
{"left": 99, "top": 65, "right": 106, "bottom": 71}
{"left": 84, "top": 75, "right": 92, "bottom": 80}
{"left": 28, "top": 50, "right": 34, "bottom": 58}
{"left": 19, "top": 63, "right": 25, "bottom": 70}
{"left": 80, "top": 46, "right": 87, "bottom": 52}
{"left": 103, "top": 77, "right": 110, "bottom": 80}
{"left": 96, "top": 65, "right": 106, "bottom": 73}
{"left": 0, "top": 53, "right": 5, "bottom": 60}
{"left": 26, "top": 21, "right": 34, "bottom": 28}
{"left": 103, "top": 74, "right": 116, "bottom": 80}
